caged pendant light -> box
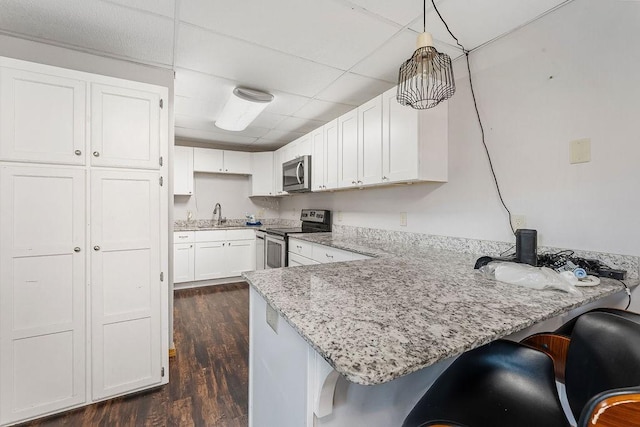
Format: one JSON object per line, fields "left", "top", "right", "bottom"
{"left": 397, "top": 0, "right": 455, "bottom": 109}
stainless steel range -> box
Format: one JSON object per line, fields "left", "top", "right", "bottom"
{"left": 262, "top": 209, "right": 331, "bottom": 269}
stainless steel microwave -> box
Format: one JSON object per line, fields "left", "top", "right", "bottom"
{"left": 282, "top": 155, "right": 311, "bottom": 193}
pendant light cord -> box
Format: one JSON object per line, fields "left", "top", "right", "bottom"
{"left": 430, "top": 0, "right": 516, "bottom": 235}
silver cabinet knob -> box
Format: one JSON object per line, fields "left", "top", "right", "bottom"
{"left": 351, "top": 180, "right": 356, "bottom": 184}
{"left": 225, "top": 169, "right": 228, "bottom": 172}
{"left": 74, "top": 247, "right": 81, "bottom": 252}
{"left": 325, "top": 253, "right": 333, "bottom": 258}
{"left": 357, "top": 180, "right": 363, "bottom": 184}
{"left": 74, "top": 150, "right": 82, "bottom": 156}
{"left": 93, "top": 245, "right": 100, "bottom": 251}
{"left": 93, "top": 151, "right": 100, "bottom": 157}
{"left": 219, "top": 168, "right": 222, "bottom": 171}
{"left": 382, "top": 176, "right": 388, "bottom": 180}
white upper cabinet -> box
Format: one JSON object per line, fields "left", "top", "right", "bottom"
{"left": 283, "top": 133, "right": 312, "bottom": 163}
{"left": 311, "top": 127, "right": 325, "bottom": 191}
{"left": 91, "top": 84, "right": 161, "bottom": 170}
{"left": 358, "top": 96, "right": 383, "bottom": 186}
{"left": 324, "top": 119, "right": 339, "bottom": 190}
{"left": 0, "top": 67, "right": 86, "bottom": 165}
{"left": 173, "top": 146, "right": 193, "bottom": 196}
{"left": 382, "top": 87, "right": 448, "bottom": 183}
{"left": 250, "top": 151, "right": 275, "bottom": 196}
{"left": 273, "top": 147, "right": 287, "bottom": 196}
{"left": 338, "top": 109, "right": 359, "bottom": 188}
{"left": 193, "top": 148, "right": 251, "bottom": 175}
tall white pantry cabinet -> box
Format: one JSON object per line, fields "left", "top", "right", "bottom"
{"left": 0, "top": 57, "right": 169, "bottom": 426}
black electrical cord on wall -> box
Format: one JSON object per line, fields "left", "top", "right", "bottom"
{"left": 431, "top": 0, "right": 516, "bottom": 236}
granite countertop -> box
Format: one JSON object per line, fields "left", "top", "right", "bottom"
{"left": 243, "top": 232, "right": 634, "bottom": 386}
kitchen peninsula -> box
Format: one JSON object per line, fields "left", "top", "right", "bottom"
{"left": 243, "top": 232, "right": 635, "bottom": 427}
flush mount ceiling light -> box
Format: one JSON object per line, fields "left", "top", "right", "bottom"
{"left": 397, "top": 0, "right": 456, "bottom": 109}
{"left": 215, "top": 87, "right": 274, "bottom": 131}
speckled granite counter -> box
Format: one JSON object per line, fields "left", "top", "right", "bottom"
{"left": 243, "top": 232, "right": 635, "bottom": 386}
{"left": 174, "top": 218, "right": 298, "bottom": 232}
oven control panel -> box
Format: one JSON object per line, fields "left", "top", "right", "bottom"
{"left": 300, "top": 209, "right": 329, "bottom": 224}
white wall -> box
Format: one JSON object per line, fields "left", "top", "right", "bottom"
{"left": 174, "top": 173, "right": 280, "bottom": 221}
{"left": 280, "top": 0, "right": 640, "bottom": 256}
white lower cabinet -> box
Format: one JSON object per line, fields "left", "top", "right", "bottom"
{"left": 176, "top": 230, "right": 256, "bottom": 283}
{"left": 288, "top": 238, "right": 370, "bottom": 267}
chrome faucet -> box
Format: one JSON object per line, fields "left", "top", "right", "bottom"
{"left": 213, "top": 203, "right": 226, "bottom": 225}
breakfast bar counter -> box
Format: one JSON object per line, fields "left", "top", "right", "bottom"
{"left": 242, "top": 232, "right": 635, "bottom": 426}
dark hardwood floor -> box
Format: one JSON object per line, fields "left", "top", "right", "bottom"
{"left": 21, "top": 283, "right": 249, "bottom": 427}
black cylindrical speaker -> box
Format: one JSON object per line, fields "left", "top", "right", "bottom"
{"left": 516, "top": 229, "right": 537, "bottom": 266}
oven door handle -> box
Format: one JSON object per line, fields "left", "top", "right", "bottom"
{"left": 296, "top": 162, "right": 303, "bottom": 184}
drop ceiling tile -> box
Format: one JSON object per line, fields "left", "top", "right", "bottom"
{"left": 261, "top": 129, "right": 306, "bottom": 143}
{"left": 344, "top": 0, "right": 424, "bottom": 26}
{"left": 249, "top": 112, "right": 288, "bottom": 129}
{"left": 0, "top": 0, "right": 175, "bottom": 65}
{"left": 410, "top": 0, "right": 569, "bottom": 50}
{"left": 175, "top": 115, "right": 271, "bottom": 138}
{"left": 251, "top": 139, "right": 286, "bottom": 150}
{"left": 180, "top": 0, "right": 401, "bottom": 70}
{"left": 275, "top": 117, "right": 326, "bottom": 134}
{"left": 175, "top": 95, "right": 221, "bottom": 119}
{"left": 101, "top": 0, "right": 175, "bottom": 18}
{"left": 174, "top": 69, "right": 236, "bottom": 101}
{"left": 175, "top": 24, "right": 345, "bottom": 97}
{"left": 175, "top": 126, "right": 259, "bottom": 145}
{"left": 315, "top": 72, "right": 395, "bottom": 105}
{"left": 293, "top": 99, "right": 355, "bottom": 121}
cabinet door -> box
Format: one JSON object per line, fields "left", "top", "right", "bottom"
{"left": 311, "top": 128, "right": 325, "bottom": 191}
{"left": 0, "top": 166, "right": 86, "bottom": 425}
{"left": 91, "top": 84, "right": 161, "bottom": 170}
{"left": 324, "top": 119, "right": 339, "bottom": 190}
{"left": 173, "top": 243, "right": 195, "bottom": 283}
{"left": 250, "top": 152, "right": 274, "bottom": 196}
{"left": 226, "top": 240, "right": 256, "bottom": 276}
{"left": 194, "top": 241, "right": 226, "bottom": 280}
{"left": 173, "top": 146, "right": 193, "bottom": 196}
{"left": 0, "top": 67, "right": 86, "bottom": 165}
{"left": 358, "top": 96, "right": 383, "bottom": 186}
{"left": 223, "top": 150, "right": 251, "bottom": 174}
{"left": 295, "top": 134, "right": 312, "bottom": 158}
{"left": 90, "top": 170, "right": 162, "bottom": 400}
{"left": 382, "top": 88, "right": 419, "bottom": 183}
{"left": 273, "top": 148, "right": 287, "bottom": 195}
{"left": 193, "top": 148, "right": 224, "bottom": 173}
{"left": 338, "top": 110, "right": 358, "bottom": 188}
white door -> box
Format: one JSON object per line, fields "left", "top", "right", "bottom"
{"left": 338, "top": 110, "right": 358, "bottom": 188}
{"left": 193, "top": 148, "right": 224, "bottom": 173}
{"left": 0, "top": 166, "right": 86, "bottom": 425}
{"left": 324, "top": 119, "right": 339, "bottom": 190}
{"left": 358, "top": 96, "right": 383, "bottom": 186}
{"left": 223, "top": 151, "right": 251, "bottom": 174}
{"left": 382, "top": 89, "right": 419, "bottom": 183}
{"left": 194, "top": 242, "right": 226, "bottom": 280}
{"left": 250, "top": 152, "right": 274, "bottom": 196}
{"left": 273, "top": 148, "right": 286, "bottom": 195}
{"left": 0, "top": 67, "right": 86, "bottom": 165}
{"left": 90, "top": 170, "right": 162, "bottom": 400}
{"left": 227, "top": 240, "right": 256, "bottom": 275}
{"left": 173, "top": 243, "right": 195, "bottom": 283}
{"left": 173, "top": 146, "right": 193, "bottom": 196}
{"left": 311, "top": 128, "right": 325, "bottom": 191}
{"left": 91, "top": 84, "right": 161, "bottom": 170}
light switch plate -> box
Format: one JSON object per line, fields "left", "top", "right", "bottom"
{"left": 570, "top": 138, "right": 591, "bottom": 164}
{"left": 400, "top": 212, "right": 407, "bottom": 227}
{"left": 266, "top": 303, "right": 278, "bottom": 333}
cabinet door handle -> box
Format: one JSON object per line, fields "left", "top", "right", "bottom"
{"left": 74, "top": 247, "right": 81, "bottom": 252}
{"left": 74, "top": 150, "right": 82, "bottom": 156}
{"left": 382, "top": 176, "right": 388, "bottom": 181}
{"left": 222, "top": 243, "right": 225, "bottom": 246}
{"left": 219, "top": 168, "right": 222, "bottom": 171}
{"left": 351, "top": 180, "right": 356, "bottom": 184}
{"left": 190, "top": 245, "right": 193, "bottom": 248}
{"left": 93, "top": 151, "right": 100, "bottom": 157}
{"left": 357, "top": 180, "right": 363, "bottom": 184}
{"left": 325, "top": 253, "right": 333, "bottom": 259}
{"left": 225, "top": 169, "right": 228, "bottom": 172}
{"left": 93, "top": 245, "right": 101, "bottom": 251}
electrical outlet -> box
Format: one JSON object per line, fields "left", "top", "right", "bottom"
{"left": 511, "top": 215, "right": 526, "bottom": 231}
{"left": 570, "top": 138, "right": 591, "bottom": 164}
{"left": 400, "top": 212, "right": 408, "bottom": 227}
{"left": 337, "top": 211, "right": 343, "bottom": 222}
{"left": 257, "top": 209, "right": 265, "bottom": 217}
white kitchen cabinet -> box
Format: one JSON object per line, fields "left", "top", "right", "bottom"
{"left": 273, "top": 147, "right": 287, "bottom": 196}
{"left": 90, "top": 169, "right": 162, "bottom": 400}
{"left": 381, "top": 87, "right": 448, "bottom": 183}
{"left": 193, "top": 229, "right": 256, "bottom": 281}
{"left": 0, "top": 165, "right": 86, "bottom": 425}
{"left": 173, "top": 232, "right": 195, "bottom": 283}
{"left": 288, "top": 238, "right": 314, "bottom": 259}
{"left": 283, "top": 133, "right": 312, "bottom": 163}
{"left": 91, "top": 83, "right": 161, "bottom": 170}
{"left": 0, "top": 67, "right": 86, "bottom": 165}
{"left": 324, "top": 119, "right": 339, "bottom": 190}
{"left": 173, "top": 146, "right": 193, "bottom": 196}
{"left": 311, "top": 127, "right": 325, "bottom": 191}
{"left": 194, "top": 148, "right": 251, "bottom": 175}
{"left": 288, "top": 252, "right": 320, "bottom": 266}
{"left": 0, "top": 57, "right": 168, "bottom": 426}
{"left": 338, "top": 109, "right": 359, "bottom": 188}
{"left": 312, "top": 244, "right": 355, "bottom": 264}
{"left": 250, "top": 151, "right": 275, "bottom": 196}
{"left": 358, "top": 96, "right": 384, "bottom": 186}
{"left": 288, "top": 238, "right": 371, "bottom": 267}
